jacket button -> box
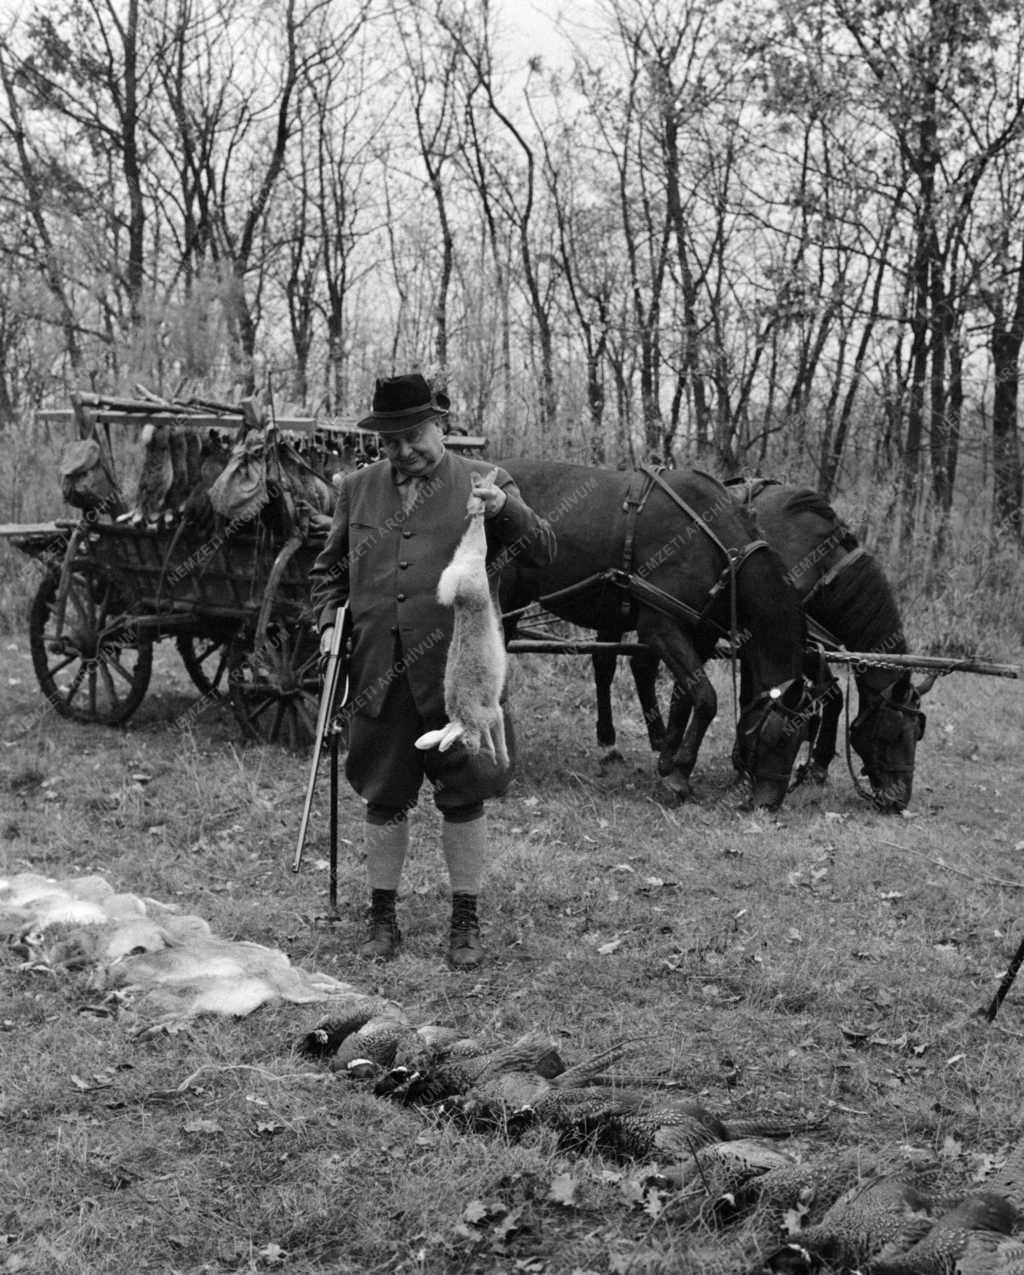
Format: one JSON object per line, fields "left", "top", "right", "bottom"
{"left": 402, "top": 530, "right": 413, "bottom": 539}
{"left": 396, "top": 593, "right": 406, "bottom": 602}
{"left": 399, "top": 560, "right": 409, "bottom": 569}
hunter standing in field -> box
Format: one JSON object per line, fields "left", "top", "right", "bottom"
{"left": 310, "top": 373, "right": 555, "bottom": 968}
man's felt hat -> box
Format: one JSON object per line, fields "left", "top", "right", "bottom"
{"left": 357, "top": 373, "right": 450, "bottom": 434}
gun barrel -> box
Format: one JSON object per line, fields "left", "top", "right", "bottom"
{"left": 292, "top": 614, "right": 347, "bottom": 872}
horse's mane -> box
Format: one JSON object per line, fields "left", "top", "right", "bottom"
{"left": 734, "top": 502, "right": 760, "bottom": 541}
{"left": 812, "top": 548, "right": 906, "bottom": 656}
{"left": 775, "top": 488, "right": 905, "bottom": 656}
{"left": 781, "top": 488, "right": 860, "bottom": 551}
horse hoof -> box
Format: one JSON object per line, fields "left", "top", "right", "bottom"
{"left": 599, "top": 747, "right": 625, "bottom": 766}
{"left": 660, "top": 771, "right": 691, "bottom": 802}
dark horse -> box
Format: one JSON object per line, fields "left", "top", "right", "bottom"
{"left": 596, "top": 479, "right": 930, "bottom": 812}
{"left": 736, "top": 482, "right": 930, "bottom": 811}
{"left": 498, "top": 461, "right": 810, "bottom": 810}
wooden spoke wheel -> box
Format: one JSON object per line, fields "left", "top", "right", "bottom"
{"left": 29, "top": 559, "right": 152, "bottom": 725}
{"left": 227, "top": 621, "right": 321, "bottom": 750}
{"left": 176, "top": 632, "right": 235, "bottom": 698}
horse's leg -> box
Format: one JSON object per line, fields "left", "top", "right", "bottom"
{"left": 630, "top": 648, "right": 664, "bottom": 750}
{"left": 592, "top": 637, "right": 621, "bottom": 759}
{"left": 731, "top": 660, "right": 755, "bottom": 775}
{"left": 791, "top": 651, "right": 838, "bottom": 786}
{"left": 658, "top": 682, "right": 690, "bottom": 777}
{"left": 806, "top": 671, "right": 841, "bottom": 784}
{"left": 640, "top": 615, "right": 716, "bottom": 801}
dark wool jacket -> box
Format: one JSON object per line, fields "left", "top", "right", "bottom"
{"left": 310, "top": 450, "right": 555, "bottom": 720}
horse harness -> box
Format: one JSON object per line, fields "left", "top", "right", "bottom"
{"left": 618, "top": 464, "right": 769, "bottom": 643}
{"left": 619, "top": 465, "right": 790, "bottom": 730}
{"left": 513, "top": 464, "right": 808, "bottom": 738}
{"left": 775, "top": 535, "right": 926, "bottom": 804}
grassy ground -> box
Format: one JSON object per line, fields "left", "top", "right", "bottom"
{"left": 2, "top": 627, "right": 1024, "bottom": 1274}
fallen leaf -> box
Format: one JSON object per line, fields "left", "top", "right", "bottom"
{"left": 463, "top": 1199, "right": 489, "bottom": 1226}
{"left": 642, "top": 1188, "right": 665, "bottom": 1219}
{"left": 969, "top": 1152, "right": 998, "bottom": 1181}
{"left": 597, "top": 937, "right": 624, "bottom": 955}
{"left": 69, "top": 1072, "right": 113, "bottom": 1092}
{"left": 868, "top": 1034, "right": 909, "bottom": 1050}
{"left": 782, "top": 1204, "right": 808, "bottom": 1235}
{"left": 618, "top": 1177, "right": 647, "bottom": 1207}
{"left": 547, "top": 1173, "right": 578, "bottom": 1207}
{"left": 182, "top": 1118, "right": 223, "bottom": 1134}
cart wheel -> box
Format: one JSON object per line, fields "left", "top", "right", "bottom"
{"left": 227, "top": 622, "right": 321, "bottom": 749}
{"left": 176, "top": 633, "right": 234, "bottom": 698}
{"left": 29, "top": 559, "right": 153, "bottom": 725}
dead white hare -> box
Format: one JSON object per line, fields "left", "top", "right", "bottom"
{"left": 415, "top": 470, "right": 509, "bottom": 768}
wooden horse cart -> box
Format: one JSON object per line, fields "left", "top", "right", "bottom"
{"left": 1, "top": 390, "right": 486, "bottom": 749}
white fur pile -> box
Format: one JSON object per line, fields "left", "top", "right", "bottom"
{"left": 1, "top": 871, "right": 379, "bottom": 1030}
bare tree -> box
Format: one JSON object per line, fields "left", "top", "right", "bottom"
{"left": 831, "top": 0, "right": 1024, "bottom": 530}
{"left": 440, "top": 3, "right": 558, "bottom": 433}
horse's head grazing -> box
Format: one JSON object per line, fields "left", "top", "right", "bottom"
{"left": 849, "top": 672, "right": 927, "bottom": 812}
{"left": 735, "top": 676, "right": 812, "bottom": 809}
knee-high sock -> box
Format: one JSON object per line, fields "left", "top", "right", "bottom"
{"left": 364, "top": 816, "right": 409, "bottom": 892}
{"left": 441, "top": 813, "right": 486, "bottom": 895}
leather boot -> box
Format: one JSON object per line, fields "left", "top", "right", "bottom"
{"left": 359, "top": 889, "right": 401, "bottom": 960}
{"left": 448, "top": 893, "right": 483, "bottom": 969}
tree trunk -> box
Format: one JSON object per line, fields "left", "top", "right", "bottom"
{"left": 662, "top": 114, "right": 710, "bottom": 453}
{"left": 121, "top": 0, "right": 146, "bottom": 329}
{"left": 0, "top": 50, "right": 83, "bottom": 370}
{"left": 991, "top": 246, "right": 1024, "bottom": 533}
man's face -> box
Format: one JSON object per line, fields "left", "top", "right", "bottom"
{"left": 379, "top": 418, "right": 445, "bottom": 478}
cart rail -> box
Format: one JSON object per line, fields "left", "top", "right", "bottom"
{"left": 76, "top": 519, "right": 321, "bottom": 626}
{"left": 37, "top": 406, "right": 487, "bottom": 451}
